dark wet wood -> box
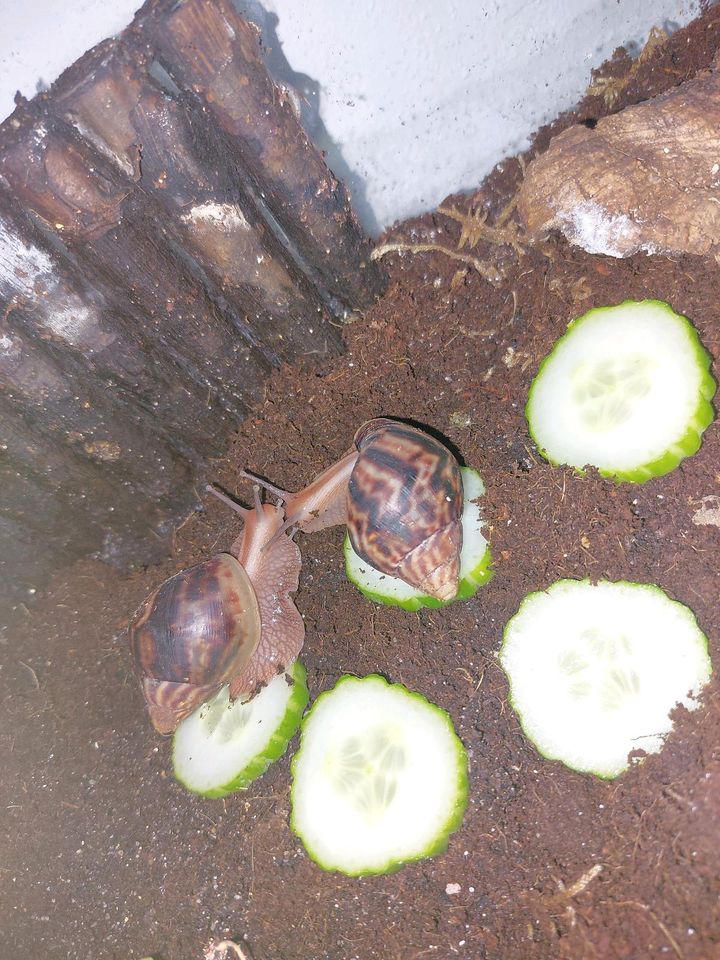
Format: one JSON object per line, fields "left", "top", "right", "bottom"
{"left": 0, "top": 189, "right": 243, "bottom": 441}
{"left": 0, "top": 394, "right": 183, "bottom": 615}
{"left": 48, "top": 38, "right": 343, "bottom": 359}
{"left": 133, "top": 0, "right": 386, "bottom": 312}
{"left": 0, "top": 0, "right": 384, "bottom": 612}
{"left": 0, "top": 102, "right": 274, "bottom": 396}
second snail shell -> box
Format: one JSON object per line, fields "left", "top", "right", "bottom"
{"left": 348, "top": 419, "right": 464, "bottom": 601}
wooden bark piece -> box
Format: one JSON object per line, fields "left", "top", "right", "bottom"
{"left": 0, "top": 190, "right": 239, "bottom": 447}
{"left": 0, "top": 0, "right": 386, "bottom": 611}
{"left": 2, "top": 454, "right": 104, "bottom": 547}
{"left": 0, "top": 126, "right": 226, "bottom": 575}
{"left": 136, "top": 0, "right": 385, "bottom": 310}
{"left": 0, "top": 403, "right": 171, "bottom": 613}
{"left": 517, "top": 61, "right": 720, "bottom": 258}
{"left": 0, "top": 516, "right": 69, "bottom": 610}
{"left": 0, "top": 297, "right": 197, "bottom": 502}
{"left": 49, "top": 39, "right": 342, "bottom": 360}
{"left": 0, "top": 103, "right": 269, "bottom": 435}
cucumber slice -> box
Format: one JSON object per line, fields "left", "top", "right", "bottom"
{"left": 344, "top": 466, "right": 492, "bottom": 609}
{"left": 526, "top": 300, "right": 716, "bottom": 482}
{"left": 173, "top": 661, "right": 309, "bottom": 797}
{"left": 290, "top": 674, "right": 468, "bottom": 875}
{"left": 500, "top": 580, "right": 712, "bottom": 778}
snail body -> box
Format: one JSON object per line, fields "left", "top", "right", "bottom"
{"left": 129, "top": 489, "right": 303, "bottom": 734}
{"left": 249, "top": 419, "right": 464, "bottom": 602}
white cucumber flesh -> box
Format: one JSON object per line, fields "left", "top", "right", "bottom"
{"left": 173, "top": 661, "right": 309, "bottom": 797}
{"left": 500, "top": 580, "right": 712, "bottom": 778}
{"left": 344, "top": 466, "right": 492, "bottom": 609}
{"left": 526, "top": 300, "right": 716, "bottom": 482}
{"left": 290, "top": 674, "right": 468, "bottom": 875}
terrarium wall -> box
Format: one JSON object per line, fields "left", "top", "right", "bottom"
{"left": 2, "top": 0, "right": 704, "bottom": 232}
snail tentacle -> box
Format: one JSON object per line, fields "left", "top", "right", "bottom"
{"left": 250, "top": 450, "right": 359, "bottom": 540}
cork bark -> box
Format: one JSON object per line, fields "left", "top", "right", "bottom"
{"left": 0, "top": 0, "right": 386, "bottom": 613}
{"left": 517, "top": 59, "right": 720, "bottom": 258}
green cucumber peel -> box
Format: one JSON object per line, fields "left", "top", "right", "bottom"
{"left": 290, "top": 674, "right": 469, "bottom": 876}
{"left": 526, "top": 299, "right": 716, "bottom": 483}
{"left": 172, "top": 661, "right": 309, "bottom": 798}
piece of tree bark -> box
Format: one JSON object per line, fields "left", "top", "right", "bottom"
{"left": 0, "top": 395, "right": 181, "bottom": 570}
{"left": 0, "top": 297, "right": 200, "bottom": 502}
{"left": 0, "top": 124, "right": 232, "bottom": 579}
{"left": 0, "top": 189, "right": 243, "bottom": 447}
{"left": 133, "top": 0, "right": 386, "bottom": 312}
{"left": 48, "top": 38, "right": 343, "bottom": 359}
{"left": 0, "top": 516, "right": 68, "bottom": 608}
{"left": 517, "top": 59, "right": 720, "bottom": 258}
{"left": 1, "top": 449, "right": 105, "bottom": 550}
{"left": 0, "top": 103, "right": 271, "bottom": 442}
{"left": 0, "top": 0, "right": 386, "bottom": 615}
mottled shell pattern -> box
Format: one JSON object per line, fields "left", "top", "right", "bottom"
{"left": 129, "top": 554, "right": 261, "bottom": 734}
{"left": 348, "top": 419, "right": 464, "bottom": 601}
{"left": 129, "top": 419, "right": 464, "bottom": 734}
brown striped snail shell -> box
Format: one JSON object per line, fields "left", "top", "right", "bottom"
{"left": 128, "top": 489, "right": 304, "bottom": 734}
{"left": 245, "top": 418, "right": 464, "bottom": 602}
{"left": 129, "top": 554, "right": 261, "bottom": 735}
{"left": 348, "top": 419, "right": 463, "bottom": 601}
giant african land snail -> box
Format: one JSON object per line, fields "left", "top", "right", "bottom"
{"left": 129, "top": 419, "right": 464, "bottom": 733}
{"left": 128, "top": 487, "right": 303, "bottom": 734}
{"left": 247, "top": 418, "right": 464, "bottom": 602}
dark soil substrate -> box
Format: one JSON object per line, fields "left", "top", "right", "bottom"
{"left": 3, "top": 10, "right": 720, "bottom": 960}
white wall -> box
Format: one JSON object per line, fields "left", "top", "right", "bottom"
{"left": 0, "top": 0, "right": 701, "bottom": 233}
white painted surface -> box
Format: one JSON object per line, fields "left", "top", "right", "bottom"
{"left": 1, "top": 0, "right": 141, "bottom": 109}
{"left": 0, "top": 0, "right": 702, "bottom": 233}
